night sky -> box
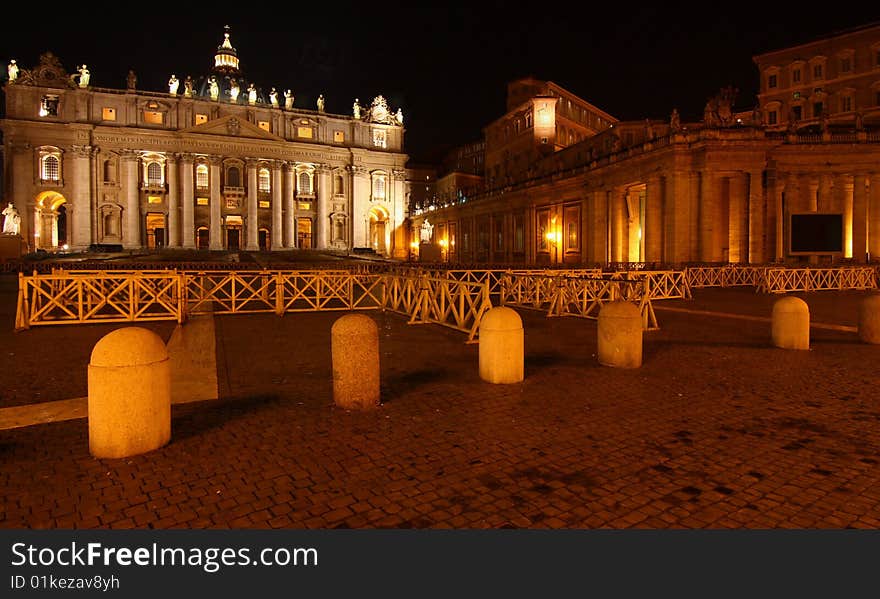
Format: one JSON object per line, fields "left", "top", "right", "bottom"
{"left": 2, "top": 4, "right": 878, "bottom": 164}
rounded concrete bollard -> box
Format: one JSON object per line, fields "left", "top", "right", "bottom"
{"left": 858, "top": 294, "right": 880, "bottom": 344}
{"left": 771, "top": 296, "right": 810, "bottom": 350}
{"left": 479, "top": 307, "right": 524, "bottom": 384}
{"left": 597, "top": 301, "right": 642, "bottom": 368}
{"left": 331, "top": 314, "right": 380, "bottom": 409}
{"left": 88, "top": 327, "right": 171, "bottom": 459}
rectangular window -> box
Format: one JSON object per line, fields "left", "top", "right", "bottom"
{"left": 813, "top": 102, "right": 823, "bottom": 117}
{"left": 876, "top": 91, "right": 880, "bottom": 106}
{"left": 568, "top": 222, "right": 578, "bottom": 250}
{"left": 39, "top": 95, "right": 59, "bottom": 117}
{"left": 842, "top": 96, "right": 852, "bottom": 112}
{"left": 841, "top": 57, "right": 851, "bottom": 73}
{"left": 514, "top": 215, "right": 524, "bottom": 252}
{"left": 195, "top": 114, "right": 208, "bottom": 125}
{"left": 792, "top": 105, "right": 802, "bottom": 120}
{"left": 102, "top": 107, "right": 116, "bottom": 121}
{"left": 297, "top": 126, "right": 313, "bottom": 138}
{"left": 144, "top": 111, "right": 163, "bottom": 125}
{"left": 768, "top": 111, "right": 778, "bottom": 125}
{"left": 196, "top": 197, "right": 209, "bottom": 206}
{"left": 372, "top": 129, "right": 387, "bottom": 148}
{"left": 768, "top": 74, "right": 777, "bottom": 89}
{"left": 537, "top": 211, "right": 549, "bottom": 251}
{"left": 813, "top": 64, "right": 823, "bottom": 79}
{"left": 333, "top": 130, "right": 345, "bottom": 143}
{"left": 147, "top": 196, "right": 162, "bottom": 204}
{"left": 258, "top": 121, "right": 270, "bottom": 132}
{"left": 792, "top": 69, "right": 801, "bottom": 83}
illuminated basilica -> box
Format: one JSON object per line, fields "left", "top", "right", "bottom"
{"left": 412, "top": 23, "right": 880, "bottom": 265}
{"left": 0, "top": 27, "right": 409, "bottom": 256}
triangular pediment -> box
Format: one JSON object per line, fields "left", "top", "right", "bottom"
{"left": 181, "top": 114, "right": 283, "bottom": 141}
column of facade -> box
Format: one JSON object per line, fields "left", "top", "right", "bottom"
{"left": 179, "top": 154, "right": 195, "bottom": 248}
{"left": 69, "top": 145, "right": 93, "bottom": 249}
{"left": 209, "top": 156, "right": 222, "bottom": 250}
{"left": 782, "top": 173, "right": 799, "bottom": 259}
{"left": 589, "top": 189, "right": 608, "bottom": 264}
{"left": 699, "top": 171, "right": 717, "bottom": 262}
{"left": 802, "top": 175, "right": 818, "bottom": 212}
{"left": 835, "top": 174, "right": 853, "bottom": 258}
{"left": 688, "top": 172, "right": 700, "bottom": 261}
{"left": 610, "top": 187, "right": 626, "bottom": 263}
{"left": 283, "top": 162, "right": 296, "bottom": 248}
{"left": 270, "top": 160, "right": 283, "bottom": 250}
{"left": 645, "top": 175, "right": 663, "bottom": 263}
{"left": 728, "top": 172, "right": 748, "bottom": 264}
{"left": 747, "top": 170, "right": 764, "bottom": 264}
{"left": 316, "top": 165, "right": 331, "bottom": 250}
{"left": 626, "top": 189, "right": 640, "bottom": 262}
{"left": 852, "top": 173, "right": 868, "bottom": 262}
{"left": 768, "top": 170, "right": 784, "bottom": 261}
{"left": 245, "top": 160, "right": 259, "bottom": 250}
{"left": 351, "top": 166, "right": 369, "bottom": 248}
{"left": 868, "top": 174, "right": 880, "bottom": 260}
{"left": 817, "top": 172, "right": 834, "bottom": 212}
{"left": 121, "top": 150, "right": 140, "bottom": 249}
{"left": 391, "top": 169, "right": 407, "bottom": 258}
{"left": 166, "top": 155, "right": 179, "bottom": 247}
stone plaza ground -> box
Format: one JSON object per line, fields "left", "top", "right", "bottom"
{"left": 1, "top": 266, "right": 879, "bottom": 529}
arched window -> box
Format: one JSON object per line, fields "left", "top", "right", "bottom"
{"left": 258, "top": 168, "right": 271, "bottom": 192}
{"left": 226, "top": 166, "right": 240, "bottom": 187}
{"left": 147, "top": 162, "right": 163, "bottom": 185}
{"left": 372, "top": 173, "right": 386, "bottom": 200}
{"left": 196, "top": 164, "right": 209, "bottom": 188}
{"left": 334, "top": 175, "right": 344, "bottom": 195}
{"left": 41, "top": 155, "right": 60, "bottom": 181}
{"left": 298, "top": 171, "right": 312, "bottom": 194}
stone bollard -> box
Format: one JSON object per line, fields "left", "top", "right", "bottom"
{"left": 858, "top": 294, "right": 880, "bottom": 344}
{"left": 597, "top": 301, "right": 642, "bottom": 368}
{"left": 771, "top": 296, "right": 810, "bottom": 350}
{"left": 88, "top": 327, "right": 171, "bottom": 459}
{"left": 331, "top": 314, "right": 380, "bottom": 409}
{"left": 479, "top": 307, "right": 524, "bottom": 384}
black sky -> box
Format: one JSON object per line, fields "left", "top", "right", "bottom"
{"left": 2, "top": 3, "right": 878, "bottom": 164}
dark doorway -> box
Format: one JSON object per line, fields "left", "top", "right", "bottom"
{"left": 57, "top": 204, "right": 67, "bottom": 246}
{"left": 227, "top": 228, "right": 240, "bottom": 250}
{"left": 197, "top": 228, "right": 209, "bottom": 249}
{"left": 258, "top": 229, "right": 269, "bottom": 251}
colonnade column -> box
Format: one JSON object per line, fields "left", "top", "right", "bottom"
{"left": 748, "top": 170, "right": 764, "bottom": 264}
{"left": 316, "top": 164, "right": 331, "bottom": 250}
{"left": 166, "top": 155, "right": 179, "bottom": 247}
{"left": 869, "top": 174, "right": 880, "bottom": 261}
{"left": 70, "top": 145, "right": 93, "bottom": 249}
{"left": 666, "top": 171, "right": 691, "bottom": 263}
{"left": 283, "top": 162, "right": 296, "bottom": 248}
{"left": 209, "top": 156, "right": 222, "bottom": 250}
{"left": 589, "top": 189, "right": 608, "bottom": 264}
{"left": 610, "top": 187, "right": 626, "bottom": 263}
{"left": 179, "top": 154, "right": 195, "bottom": 248}
{"left": 817, "top": 173, "right": 833, "bottom": 212}
{"left": 271, "top": 160, "right": 283, "bottom": 250}
{"left": 645, "top": 175, "right": 663, "bottom": 263}
{"left": 699, "top": 170, "right": 717, "bottom": 262}
{"left": 728, "top": 172, "right": 748, "bottom": 264}
{"left": 835, "top": 174, "right": 853, "bottom": 258}
{"left": 121, "top": 150, "right": 140, "bottom": 249}
{"left": 852, "top": 173, "right": 868, "bottom": 262}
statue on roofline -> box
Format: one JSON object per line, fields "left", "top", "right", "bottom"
{"left": 168, "top": 74, "right": 179, "bottom": 96}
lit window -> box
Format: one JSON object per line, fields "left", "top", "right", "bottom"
{"left": 147, "top": 162, "right": 163, "bottom": 185}
{"left": 298, "top": 172, "right": 312, "bottom": 194}
{"left": 144, "top": 111, "right": 163, "bottom": 125}
{"left": 372, "top": 174, "right": 386, "bottom": 199}
{"left": 258, "top": 168, "right": 271, "bottom": 192}
{"left": 148, "top": 196, "right": 162, "bottom": 204}
{"left": 195, "top": 114, "right": 208, "bottom": 125}
{"left": 297, "top": 126, "right": 313, "bottom": 138}
{"left": 258, "top": 200, "right": 270, "bottom": 208}
{"left": 39, "top": 95, "right": 59, "bottom": 117}
{"left": 102, "top": 107, "right": 116, "bottom": 121}
{"left": 298, "top": 202, "right": 311, "bottom": 211}
{"left": 372, "top": 129, "right": 387, "bottom": 148}
{"left": 258, "top": 121, "right": 270, "bottom": 132}
{"left": 196, "top": 164, "right": 209, "bottom": 189}
{"left": 196, "top": 197, "right": 209, "bottom": 206}
{"left": 41, "top": 155, "right": 60, "bottom": 181}
{"left": 333, "top": 130, "right": 344, "bottom": 143}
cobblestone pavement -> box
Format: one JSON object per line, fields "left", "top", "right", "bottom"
{"left": 2, "top": 277, "right": 879, "bottom": 529}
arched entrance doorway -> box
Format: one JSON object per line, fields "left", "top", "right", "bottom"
{"left": 369, "top": 206, "right": 389, "bottom": 255}
{"left": 34, "top": 191, "right": 67, "bottom": 250}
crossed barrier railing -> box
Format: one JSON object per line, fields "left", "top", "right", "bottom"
{"left": 685, "top": 265, "right": 878, "bottom": 293}
{"left": 15, "top": 270, "right": 493, "bottom": 342}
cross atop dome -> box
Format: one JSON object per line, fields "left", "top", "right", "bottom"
{"left": 213, "top": 25, "right": 240, "bottom": 75}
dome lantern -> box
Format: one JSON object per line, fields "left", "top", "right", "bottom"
{"left": 213, "top": 25, "right": 240, "bottom": 75}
